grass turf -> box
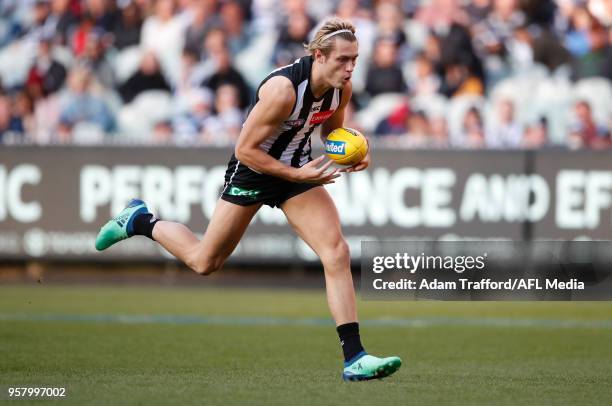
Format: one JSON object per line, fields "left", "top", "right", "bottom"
{"left": 1, "top": 285, "right": 611, "bottom": 405}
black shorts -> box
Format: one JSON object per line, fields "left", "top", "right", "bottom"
{"left": 220, "top": 156, "right": 320, "bottom": 208}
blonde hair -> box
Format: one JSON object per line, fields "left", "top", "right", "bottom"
{"left": 305, "top": 17, "right": 357, "bottom": 56}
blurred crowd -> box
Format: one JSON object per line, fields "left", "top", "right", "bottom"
{"left": 0, "top": 0, "right": 610, "bottom": 149}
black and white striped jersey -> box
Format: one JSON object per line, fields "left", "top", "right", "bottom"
{"left": 254, "top": 56, "right": 342, "bottom": 167}
{"left": 228, "top": 56, "right": 342, "bottom": 172}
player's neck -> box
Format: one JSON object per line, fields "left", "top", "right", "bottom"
{"left": 310, "top": 61, "right": 331, "bottom": 99}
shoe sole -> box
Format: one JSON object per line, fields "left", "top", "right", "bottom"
{"left": 342, "top": 359, "right": 402, "bottom": 382}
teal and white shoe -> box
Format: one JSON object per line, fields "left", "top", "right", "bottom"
{"left": 342, "top": 351, "right": 402, "bottom": 381}
{"left": 95, "top": 199, "right": 151, "bottom": 251}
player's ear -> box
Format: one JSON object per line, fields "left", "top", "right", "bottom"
{"left": 314, "top": 49, "right": 326, "bottom": 64}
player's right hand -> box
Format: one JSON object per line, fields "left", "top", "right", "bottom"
{"left": 293, "top": 156, "right": 341, "bottom": 184}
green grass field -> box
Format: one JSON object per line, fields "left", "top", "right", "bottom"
{"left": 1, "top": 284, "right": 612, "bottom": 405}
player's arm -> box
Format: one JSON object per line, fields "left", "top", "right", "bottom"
{"left": 235, "top": 76, "right": 340, "bottom": 184}
{"left": 320, "top": 82, "right": 370, "bottom": 173}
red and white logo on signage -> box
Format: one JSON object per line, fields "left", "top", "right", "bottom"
{"left": 310, "top": 110, "right": 335, "bottom": 124}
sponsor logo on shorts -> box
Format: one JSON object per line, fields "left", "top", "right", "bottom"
{"left": 325, "top": 140, "right": 346, "bottom": 155}
{"left": 228, "top": 186, "right": 261, "bottom": 199}
{"left": 310, "top": 110, "right": 335, "bottom": 124}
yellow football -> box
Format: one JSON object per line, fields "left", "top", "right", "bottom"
{"left": 324, "top": 127, "right": 368, "bottom": 166}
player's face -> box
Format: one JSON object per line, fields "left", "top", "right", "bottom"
{"left": 321, "top": 39, "right": 359, "bottom": 89}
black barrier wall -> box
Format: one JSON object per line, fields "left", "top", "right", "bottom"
{"left": 0, "top": 146, "right": 610, "bottom": 263}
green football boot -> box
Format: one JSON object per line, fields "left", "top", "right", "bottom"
{"left": 95, "top": 199, "right": 151, "bottom": 251}
{"left": 342, "top": 351, "right": 402, "bottom": 381}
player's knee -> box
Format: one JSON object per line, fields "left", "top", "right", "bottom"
{"left": 321, "top": 238, "right": 350, "bottom": 268}
{"left": 189, "top": 257, "right": 224, "bottom": 276}
{"left": 195, "top": 261, "right": 222, "bottom": 276}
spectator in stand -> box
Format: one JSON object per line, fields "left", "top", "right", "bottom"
{"left": 458, "top": 106, "right": 486, "bottom": 148}
{"left": 429, "top": 115, "right": 450, "bottom": 148}
{"left": 58, "top": 65, "right": 116, "bottom": 140}
{"left": 13, "top": 91, "right": 35, "bottom": 137}
{"left": 423, "top": 33, "right": 444, "bottom": 76}
{"left": 71, "top": 1, "right": 116, "bottom": 56}
{"left": 523, "top": 24, "right": 572, "bottom": 72}
{"left": 410, "top": 51, "right": 441, "bottom": 97}
{"left": 522, "top": 116, "right": 549, "bottom": 149}
{"left": 507, "top": 24, "right": 534, "bottom": 71}
{"left": 439, "top": 62, "right": 484, "bottom": 98}
{"left": 375, "top": 102, "right": 410, "bottom": 136}
{"left": 152, "top": 120, "right": 174, "bottom": 144}
{"left": 564, "top": 6, "right": 594, "bottom": 57}
{"left": 486, "top": 98, "right": 522, "bottom": 148}
{"left": 364, "top": 37, "right": 407, "bottom": 97}
{"left": 387, "top": 109, "right": 450, "bottom": 149}
{"left": 0, "top": 93, "right": 25, "bottom": 143}
{"left": 118, "top": 51, "right": 171, "bottom": 103}
{"left": 220, "top": 0, "right": 250, "bottom": 54}
{"left": 554, "top": 0, "right": 575, "bottom": 35}
{"left": 417, "top": 0, "right": 479, "bottom": 87}
{"left": 567, "top": 100, "right": 609, "bottom": 149}
{"left": 140, "top": 0, "right": 185, "bottom": 85}
{"left": 69, "top": 13, "right": 94, "bottom": 57}
{"left": 201, "top": 26, "right": 226, "bottom": 57}
{"left": 175, "top": 48, "right": 208, "bottom": 101}
{"left": 464, "top": 0, "right": 492, "bottom": 25}
{"left": 21, "top": 0, "right": 53, "bottom": 43}
{"left": 172, "top": 87, "right": 213, "bottom": 143}
{"left": 589, "top": 0, "right": 612, "bottom": 26}
{"left": 25, "top": 35, "right": 67, "bottom": 100}
{"left": 472, "top": 0, "right": 525, "bottom": 83}
{"left": 45, "top": 0, "right": 79, "bottom": 45}
{"left": 404, "top": 110, "right": 431, "bottom": 148}
{"left": 202, "top": 83, "right": 243, "bottom": 145}
{"left": 479, "top": 0, "right": 526, "bottom": 49}
{"left": 82, "top": 28, "right": 115, "bottom": 88}
{"left": 183, "top": 0, "right": 219, "bottom": 55}
{"left": 0, "top": 3, "right": 22, "bottom": 47}
{"left": 112, "top": 0, "right": 143, "bottom": 50}
{"left": 279, "top": 0, "right": 314, "bottom": 27}
{"left": 201, "top": 39, "right": 251, "bottom": 109}
{"left": 84, "top": 0, "right": 118, "bottom": 32}
{"left": 273, "top": 7, "right": 313, "bottom": 67}
{"left": 570, "top": 14, "right": 610, "bottom": 80}
{"left": 439, "top": 23, "right": 484, "bottom": 84}
{"left": 416, "top": 0, "right": 469, "bottom": 34}
{"left": 374, "top": 2, "right": 407, "bottom": 48}
{"left": 1, "top": 0, "right": 611, "bottom": 148}
{"left": 33, "top": 90, "right": 63, "bottom": 145}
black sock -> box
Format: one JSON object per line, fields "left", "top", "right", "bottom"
{"left": 337, "top": 322, "right": 365, "bottom": 363}
{"left": 132, "top": 213, "right": 159, "bottom": 240}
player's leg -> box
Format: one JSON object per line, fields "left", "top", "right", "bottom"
{"left": 153, "top": 199, "right": 262, "bottom": 275}
{"left": 280, "top": 186, "right": 401, "bottom": 381}
{"left": 281, "top": 187, "right": 356, "bottom": 325}
{"left": 95, "top": 198, "right": 261, "bottom": 275}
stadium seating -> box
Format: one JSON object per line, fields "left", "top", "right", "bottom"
{"left": 113, "top": 46, "right": 142, "bottom": 85}
{"left": 355, "top": 93, "right": 406, "bottom": 133}
{"left": 118, "top": 90, "right": 172, "bottom": 141}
